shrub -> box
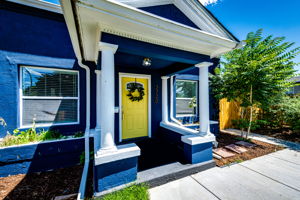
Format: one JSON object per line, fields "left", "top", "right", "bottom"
{"left": 263, "top": 96, "right": 300, "bottom": 132}
{"left": 0, "top": 128, "right": 63, "bottom": 147}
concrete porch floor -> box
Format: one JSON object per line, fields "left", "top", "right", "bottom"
{"left": 149, "top": 149, "right": 300, "bottom": 200}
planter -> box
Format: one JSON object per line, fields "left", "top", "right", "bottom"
{"left": 0, "top": 137, "right": 87, "bottom": 177}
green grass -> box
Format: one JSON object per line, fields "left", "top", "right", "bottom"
{"left": 235, "top": 159, "right": 244, "bottom": 163}
{"left": 98, "top": 184, "right": 149, "bottom": 200}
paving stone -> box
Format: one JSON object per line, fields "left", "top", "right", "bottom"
{"left": 225, "top": 144, "right": 248, "bottom": 154}
{"left": 235, "top": 141, "right": 256, "bottom": 148}
{"left": 213, "top": 148, "right": 235, "bottom": 158}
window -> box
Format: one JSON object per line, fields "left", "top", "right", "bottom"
{"left": 175, "top": 80, "right": 197, "bottom": 116}
{"left": 20, "top": 66, "right": 79, "bottom": 127}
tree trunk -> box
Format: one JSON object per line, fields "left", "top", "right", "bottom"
{"left": 240, "top": 107, "right": 245, "bottom": 138}
{"left": 247, "top": 85, "right": 253, "bottom": 139}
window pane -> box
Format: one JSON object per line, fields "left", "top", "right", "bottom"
{"left": 22, "top": 99, "right": 78, "bottom": 126}
{"left": 22, "top": 67, "right": 78, "bottom": 97}
{"left": 176, "top": 98, "right": 195, "bottom": 115}
{"left": 176, "top": 80, "right": 196, "bottom": 98}
{"left": 175, "top": 80, "right": 197, "bottom": 115}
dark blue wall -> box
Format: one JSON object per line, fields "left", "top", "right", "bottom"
{"left": 101, "top": 33, "right": 219, "bottom": 143}
{"left": 0, "top": 137, "right": 92, "bottom": 177}
{"left": 0, "top": 2, "right": 89, "bottom": 137}
{"left": 140, "top": 4, "right": 199, "bottom": 29}
{"left": 0, "top": 2, "right": 220, "bottom": 139}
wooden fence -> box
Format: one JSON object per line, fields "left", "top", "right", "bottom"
{"left": 219, "top": 99, "right": 241, "bottom": 130}
{"left": 219, "top": 99, "right": 261, "bottom": 130}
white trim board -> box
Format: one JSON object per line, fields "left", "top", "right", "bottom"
{"left": 19, "top": 65, "right": 80, "bottom": 128}
{"left": 116, "top": 0, "right": 236, "bottom": 40}
{"left": 7, "top": 0, "right": 62, "bottom": 13}
{"left": 60, "top": 0, "right": 239, "bottom": 62}
{"left": 118, "top": 73, "right": 152, "bottom": 142}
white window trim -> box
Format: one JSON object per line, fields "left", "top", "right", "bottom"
{"left": 19, "top": 66, "right": 80, "bottom": 128}
{"left": 175, "top": 78, "right": 198, "bottom": 117}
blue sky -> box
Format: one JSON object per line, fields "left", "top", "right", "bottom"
{"left": 205, "top": 0, "right": 300, "bottom": 72}
{"left": 47, "top": 0, "right": 300, "bottom": 72}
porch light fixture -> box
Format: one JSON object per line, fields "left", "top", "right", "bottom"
{"left": 142, "top": 58, "right": 151, "bottom": 67}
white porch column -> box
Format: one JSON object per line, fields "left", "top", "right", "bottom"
{"left": 94, "top": 70, "right": 101, "bottom": 151}
{"left": 99, "top": 42, "right": 118, "bottom": 151}
{"left": 161, "top": 76, "right": 169, "bottom": 124}
{"left": 196, "top": 62, "right": 213, "bottom": 135}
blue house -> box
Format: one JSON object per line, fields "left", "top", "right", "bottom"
{"left": 0, "top": 0, "right": 241, "bottom": 197}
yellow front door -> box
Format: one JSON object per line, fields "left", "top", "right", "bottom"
{"left": 121, "top": 77, "right": 148, "bottom": 140}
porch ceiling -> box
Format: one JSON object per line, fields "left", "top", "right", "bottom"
{"left": 60, "top": 0, "right": 239, "bottom": 62}
{"left": 115, "top": 52, "right": 176, "bottom": 69}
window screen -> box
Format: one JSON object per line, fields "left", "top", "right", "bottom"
{"left": 21, "top": 66, "right": 79, "bottom": 126}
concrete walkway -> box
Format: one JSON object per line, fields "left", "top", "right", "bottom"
{"left": 149, "top": 149, "right": 300, "bottom": 200}
{"left": 222, "top": 129, "right": 300, "bottom": 150}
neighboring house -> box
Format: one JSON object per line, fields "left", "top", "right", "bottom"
{"left": 0, "top": 0, "right": 240, "bottom": 195}
{"left": 288, "top": 76, "right": 300, "bottom": 94}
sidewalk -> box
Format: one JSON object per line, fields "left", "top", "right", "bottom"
{"left": 222, "top": 128, "right": 300, "bottom": 150}
{"left": 149, "top": 149, "right": 300, "bottom": 200}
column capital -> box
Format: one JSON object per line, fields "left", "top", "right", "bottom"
{"left": 195, "top": 62, "right": 213, "bottom": 68}
{"left": 99, "top": 42, "right": 118, "bottom": 54}
{"left": 161, "top": 76, "right": 170, "bottom": 80}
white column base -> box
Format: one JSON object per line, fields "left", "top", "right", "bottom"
{"left": 95, "top": 143, "right": 140, "bottom": 165}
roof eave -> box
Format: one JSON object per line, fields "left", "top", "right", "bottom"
{"left": 61, "top": 0, "right": 239, "bottom": 62}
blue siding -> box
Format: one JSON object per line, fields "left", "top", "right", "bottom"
{"left": 184, "top": 142, "right": 213, "bottom": 164}
{"left": 0, "top": 2, "right": 220, "bottom": 140}
{"left": 0, "top": 2, "right": 88, "bottom": 137}
{"left": 94, "top": 157, "right": 138, "bottom": 192}
{"left": 140, "top": 4, "right": 199, "bottom": 29}
{"left": 0, "top": 138, "right": 91, "bottom": 177}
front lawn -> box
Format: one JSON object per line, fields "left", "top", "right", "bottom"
{"left": 98, "top": 184, "right": 149, "bottom": 200}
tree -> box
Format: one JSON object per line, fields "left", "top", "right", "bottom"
{"left": 211, "top": 29, "right": 300, "bottom": 138}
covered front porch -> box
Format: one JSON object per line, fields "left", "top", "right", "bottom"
{"left": 60, "top": 0, "right": 240, "bottom": 196}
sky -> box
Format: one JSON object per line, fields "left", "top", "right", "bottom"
{"left": 46, "top": 0, "right": 300, "bottom": 72}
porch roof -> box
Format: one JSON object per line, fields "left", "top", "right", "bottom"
{"left": 60, "top": 0, "right": 240, "bottom": 62}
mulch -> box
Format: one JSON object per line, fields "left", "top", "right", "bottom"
{"left": 0, "top": 164, "right": 94, "bottom": 200}
{"left": 254, "top": 128, "right": 300, "bottom": 143}
{"left": 0, "top": 133, "right": 286, "bottom": 199}
{"left": 214, "top": 132, "right": 285, "bottom": 167}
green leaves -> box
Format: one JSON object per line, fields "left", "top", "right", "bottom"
{"left": 211, "top": 29, "right": 299, "bottom": 109}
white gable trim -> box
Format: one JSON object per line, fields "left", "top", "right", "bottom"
{"left": 174, "top": 0, "right": 235, "bottom": 40}
{"left": 116, "top": 0, "right": 173, "bottom": 7}
{"left": 7, "top": 0, "right": 62, "bottom": 13}
{"left": 114, "top": 0, "right": 237, "bottom": 40}
{"left": 60, "top": 0, "right": 238, "bottom": 61}
{"left": 9, "top": 0, "right": 236, "bottom": 41}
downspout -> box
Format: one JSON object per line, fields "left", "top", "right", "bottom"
{"left": 77, "top": 60, "right": 90, "bottom": 200}
{"left": 170, "top": 75, "right": 183, "bottom": 125}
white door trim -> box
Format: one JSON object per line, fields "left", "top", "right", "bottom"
{"left": 118, "top": 72, "right": 152, "bottom": 142}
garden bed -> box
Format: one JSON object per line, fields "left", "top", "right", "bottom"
{"left": 254, "top": 128, "right": 300, "bottom": 143}
{"left": 214, "top": 132, "right": 284, "bottom": 167}
{"left": 0, "top": 164, "right": 94, "bottom": 200}
{"left": 0, "top": 137, "right": 86, "bottom": 177}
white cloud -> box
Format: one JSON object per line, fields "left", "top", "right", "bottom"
{"left": 199, "top": 0, "right": 219, "bottom": 6}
